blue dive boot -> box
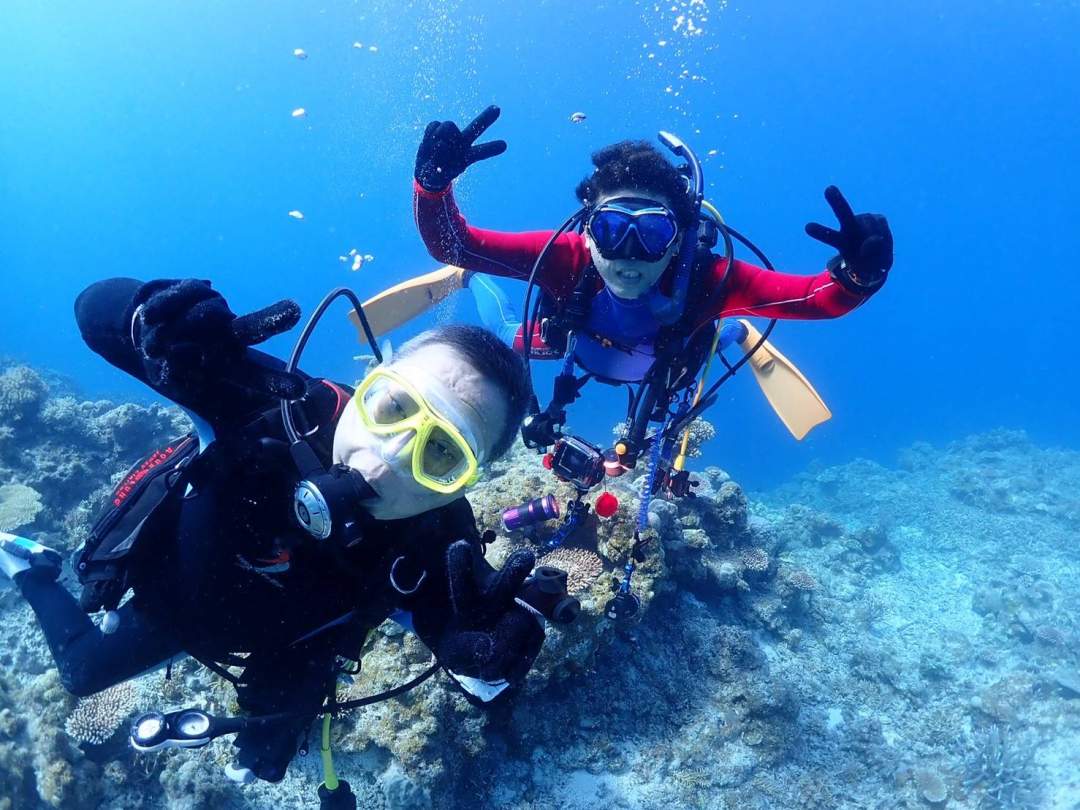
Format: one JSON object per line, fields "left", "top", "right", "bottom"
{"left": 0, "top": 531, "right": 62, "bottom": 581}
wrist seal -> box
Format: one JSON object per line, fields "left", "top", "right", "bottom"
{"left": 827, "top": 254, "right": 886, "bottom": 295}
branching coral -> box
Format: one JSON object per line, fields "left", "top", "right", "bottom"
{"left": 537, "top": 547, "right": 605, "bottom": 594}
{"left": 679, "top": 418, "right": 716, "bottom": 458}
{"left": 0, "top": 365, "right": 48, "bottom": 424}
{"left": 740, "top": 547, "right": 770, "bottom": 574}
{"left": 787, "top": 570, "right": 818, "bottom": 592}
{"left": 611, "top": 418, "right": 714, "bottom": 458}
{"left": 962, "top": 725, "right": 1042, "bottom": 809}
{"left": 64, "top": 681, "right": 140, "bottom": 745}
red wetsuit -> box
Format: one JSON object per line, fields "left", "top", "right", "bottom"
{"left": 414, "top": 180, "right": 877, "bottom": 351}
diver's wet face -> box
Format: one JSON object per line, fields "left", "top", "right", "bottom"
{"left": 586, "top": 188, "right": 683, "bottom": 300}
{"left": 332, "top": 342, "right": 506, "bottom": 521}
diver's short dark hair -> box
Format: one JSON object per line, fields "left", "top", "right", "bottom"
{"left": 575, "top": 140, "right": 695, "bottom": 226}
{"left": 397, "top": 325, "right": 531, "bottom": 461}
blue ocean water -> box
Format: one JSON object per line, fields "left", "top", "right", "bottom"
{"left": 2, "top": 0, "right": 1078, "bottom": 488}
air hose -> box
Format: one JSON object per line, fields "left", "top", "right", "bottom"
{"left": 636, "top": 416, "right": 668, "bottom": 533}
{"left": 320, "top": 714, "right": 338, "bottom": 790}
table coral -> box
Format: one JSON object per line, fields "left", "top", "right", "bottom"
{"left": 0, "top": 483, "right": 44, "bottom": 531}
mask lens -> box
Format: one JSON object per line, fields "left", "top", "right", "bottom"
{"left": 589, "top": 201, "right": 679, "bottom": 260}
{"left": 420, "top": 426, "right": 470, "bottom": 483}
{"left": 361, "top": 378, "right": 420, "bottom": 425}
{"left": 588, "top": 210, "right": 632, "bottom": 252}
{"left": 634, "top": 212, "right": 679, "bottom": 256}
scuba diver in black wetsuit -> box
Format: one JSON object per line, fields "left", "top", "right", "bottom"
{"left": 0, "top": 277, "right": 578, "bottom": 795}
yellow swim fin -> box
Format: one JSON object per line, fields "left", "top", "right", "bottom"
{"left": 349, "top": 265, "right": 469, "bottom": 340}
{"left": 736, "top": 319, "right": 832, "bottom": 440}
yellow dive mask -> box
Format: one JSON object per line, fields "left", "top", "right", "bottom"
{"left": 352, "top": 367, "right": 481, "bottom": 494}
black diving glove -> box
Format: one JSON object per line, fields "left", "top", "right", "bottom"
{"left": 415, "top": 105, "right": 507, "bottom": 193}
{"left": 134, "top": 279, "right": 304, "bottom": 399}
{"left": 438, "top": 541, "right": 545, "bottom": 694}
{"left": 805, "top": 185, "right": 893, "bottom": 293}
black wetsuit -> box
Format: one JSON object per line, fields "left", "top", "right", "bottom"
{"left": 16, "top": 278, "right": 484, "bottom": 781}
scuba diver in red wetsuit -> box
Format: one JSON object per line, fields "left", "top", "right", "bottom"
{"left": 408, "top": 106, "right": 892, "bottom": 462}
{"left": 354, "top": 105, "right": 893, "bottom": 616}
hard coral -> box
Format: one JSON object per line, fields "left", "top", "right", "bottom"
{"left": 537, "top": 547, "right": 605, "bottom": 595}
{"left": 962, "top": 725, "right": 1042, "bottom": 809}
{"left": 740, "top": 547, "right": 770, "bottom": 574}
{"left": 64, "top": 681, "right": 140, "bottom": 746}
{"left": 0, "top": 483, "right": 44, "bottom": 531}
{"left": 0, "top": 366, "right": 48, "bottom": 425}
{"left": 914, "top": 768, "right": 949, "bottom": 804}
{"left": 679, "top": 417, "right": 716, "bottom": 458}
{"left": 787, "top": 570, "right": 818, "bottom": 592}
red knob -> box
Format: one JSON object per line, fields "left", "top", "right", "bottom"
{"left": 594, "top": 492, "right": 619, "bottom": 518}
{"left": 542, "top": 454, "right": 554, "bottom": 470}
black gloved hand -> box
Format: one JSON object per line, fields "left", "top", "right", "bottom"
{"left": 438, "top": 540, "right": 544, "bottom": 686}
{"left": 415, "top": 105, "right": 507, "bottom": 193}
{"left": 805, "top": 186, "right": 893, "bottom": 292}
{"left": 135, "top": 279, "right": 304, "bottom": 399}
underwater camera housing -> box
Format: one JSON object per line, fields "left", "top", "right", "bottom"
{"left": 548, "top": 435, "right": 606, "bottom": 491}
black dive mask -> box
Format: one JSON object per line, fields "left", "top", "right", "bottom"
{"left": 586, "top": 198, "right": 681, "bottom": 262}
{"left": 280, "top": 288, "right": 383, "bottom": 549}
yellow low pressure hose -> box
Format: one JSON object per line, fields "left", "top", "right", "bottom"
{"left": 674, "top": 324, "right": 723, "bottom": 471}
{"left": 320, "top": 713, "right": 338, "bottom": 791}
{"left": 673, "top": 200, "right": 726, "bottom": 473}
{"left": 321, "top": 630, "right": 373, "bottom": 795}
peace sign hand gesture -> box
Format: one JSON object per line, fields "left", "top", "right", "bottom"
{"left": 415, "top": 105, "right": 507, "bottom": 192}
{"left": 805, "top": 186, "right": 893, "bottom": 292}
{"left": 437, "top": 540, "right": 545, "bottom": 690}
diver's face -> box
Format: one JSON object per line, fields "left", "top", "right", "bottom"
{"left": 586, "top": 187, "right": 683, "bottom": 300}
{"left": 333, "top": 343, "right": 506, "bottom": 520}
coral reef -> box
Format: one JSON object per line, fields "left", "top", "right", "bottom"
{"left": 0, "top": 364, "right": 191, "bottom": 554}
{"left": 2, "top": 366, "right": 1078, "bottom": 809}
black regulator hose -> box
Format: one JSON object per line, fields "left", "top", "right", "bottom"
{"left": 664, "top": 225, "right": 778, "bottom": 440}
{"left": 280, "top": 287, "right": 382, "bottom": 444}
{"left": 520, "top": 208, "right": 589, "bottom": 414}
